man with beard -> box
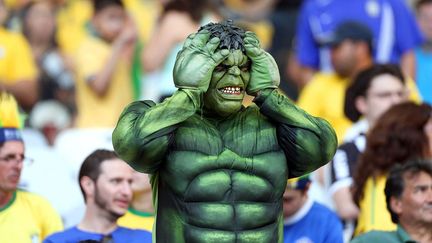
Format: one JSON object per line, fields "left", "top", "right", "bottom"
{"left": 112, "top": 21, "right": 337, "bottom": 243}
{"left": 44, "top": 149, "right": 151, "bottom": 242}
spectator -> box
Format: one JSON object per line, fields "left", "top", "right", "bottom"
{"left": 329, "top": 64, "right": 410, "bottom": 241}
{"left": 74, "top": 0, "right": 138, "bottom": 128}
{"left": 297, "top": 21, "right": 420, "bottom": 141}
{"left": 21, "top": 0, "right": 76, "bottom": 117}
{"left": 0, "top": 0, "right": 38, "bottom": 111}
{"left": 414, "top": 0, "right": 432, "bottom": 104}
{"left": 44, "top": 149, "right": 151, "bottom": 243}
{"left": 55, "top": 0, "right": 157, "bottom": 60}
{"left": 352, "top": 102, "right": 432, "bottom": 235}
{"left": 28, "top": 100, "right": 72, "bottom": 146}
{"left": 295, "top": 0, "right": 423, "bottom": 87}
{"left": 283, "top": 175, "right": 344, "bottom": 243}
{"left": 117, "top": 171, "right": 154, "bottom": 231}
{"left": 0, "top": 92, "right": 63, "bottom": 242}
{"left": 140, "top": 0, "right": 221, "bottom": 102}
{"left": 351, "top": 159, "right": 432, "bottom": 243}
{"left": 297, "top": 21, "right": 373, "bottom": 141}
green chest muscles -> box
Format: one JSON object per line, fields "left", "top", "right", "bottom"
{"left": 163, "top": 107, "right": 288, "bottom": 199}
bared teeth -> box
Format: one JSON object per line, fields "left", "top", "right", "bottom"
{"left": 219, "top": 86, "right": 242, "bottom": 94}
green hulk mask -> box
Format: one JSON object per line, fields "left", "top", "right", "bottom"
{"left": 113, "top": 21, "right": 337, "bottom": 243}
{"left": 203, "top": 49, "right": 250, "bottom": 116}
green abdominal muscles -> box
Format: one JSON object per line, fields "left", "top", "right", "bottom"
{"left": 156, "top": 153, "right": 287, "bottom": 243}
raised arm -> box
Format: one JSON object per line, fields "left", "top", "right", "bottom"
{"left": 255, "top": 89, "right": 337, "bottom": 178}
{"left": 113, "top": 30, "right": 229, "bottom": 173}
{"left": 244, "top": 31, "right": 337, "bottom": 178}
{"left": 112, "top": 90, "right": 200, "bottom": 173}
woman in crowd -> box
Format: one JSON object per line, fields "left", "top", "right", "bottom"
{"left": 352, "top": 101, "right": 432, "bottom": 236}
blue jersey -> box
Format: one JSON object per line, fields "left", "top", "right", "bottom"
{"left": 44, "top": 226, "right": 152, "bottom": 243}
{"left": 284, "top": 199, "right": 343, "bottom": 243}
{"left": 296, "top": 0, "right": 423, "bottom": 71}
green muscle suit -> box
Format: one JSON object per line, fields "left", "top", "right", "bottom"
{"left": 113, "top": 22, "right": 337, "bottom": 243}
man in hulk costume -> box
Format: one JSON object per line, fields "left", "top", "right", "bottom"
{"left": 112, "top": 21, "right": 337, "bottom": 243}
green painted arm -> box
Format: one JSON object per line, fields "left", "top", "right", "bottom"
{"left": 254, "top": 89, "right": 338, "bottom": 178}
{"left": 112, "top": 89, "right": 201, "bottom": 173}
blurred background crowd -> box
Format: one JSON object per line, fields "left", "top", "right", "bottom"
{"left": 1, "top": 0, "right": 432, "bottom": 242}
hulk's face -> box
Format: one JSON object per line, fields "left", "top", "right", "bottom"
{"left": 203, "top": 50, "right": 250, "bottom": 117}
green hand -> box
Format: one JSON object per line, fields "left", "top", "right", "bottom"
{"left": 174, "top": 30, "right": 230, "bottom": 92}
{"left": 244, "top": 31, "right": 280, "bottom": 96}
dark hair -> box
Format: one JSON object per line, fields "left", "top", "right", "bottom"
{"left": 344, "top": 64, "right": 405, "bottom": 122}
{"left": 416, "top": 0, "right": 432, "bottom": 12}
{"left": 385, "top": 159, "right": 432, "bottom": 223}
{"left": 353, "top": 102, "right": 432, "bottom": 204}
{"left": 198, "top": 20, "right": 246, "bottom": 52}
{"left": 78, "top": 149, "right": 118, "bottom": 201}
{"left": 93, "top": 0, "right": 123, "bottom": 13}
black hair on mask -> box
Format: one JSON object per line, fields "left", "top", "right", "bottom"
{"left": 199, "top": 20, "right": 246, "bottom": 52}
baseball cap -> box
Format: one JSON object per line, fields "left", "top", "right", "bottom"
{"left": 325, "top": 21, "right": 373, "bottom": 48}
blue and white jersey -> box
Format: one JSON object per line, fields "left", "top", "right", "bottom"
{"left": 296, "top": 0, "right": 423, "bottom": 71}
{"left": 284, "top": 198, "right": 344, "bottom": 243}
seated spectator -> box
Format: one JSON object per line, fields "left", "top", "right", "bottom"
{"left": 0, "top": 92, "right": 63, "bottom": 242}
{"left": 44, "top": 149, "right": 151, "bottom": 243}
{"left": 351, "top": 159, "right": 432, "bottom": 243}
{"left": 352, "top": 102, "right": 432, "bottom": 235}
{"left": 283, "top": 175, "right": 344, "bottom": 243}
{"left": 118, "top": 171, "right": 154, "bottom": 231}
{"left": 0, "top": 0, "right": 38, "bottom": 111}
{"left": 329, "top": 64, "right": 410, "bottom": 240}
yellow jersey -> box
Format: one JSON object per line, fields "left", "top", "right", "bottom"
{"left": 0, "top": 27, "right": 37, "bottom": 84}
{"left": 74, "top": 36, "right": 133, "bottom": 128}
{"left": 117, "top": 208, "right": 154, "bottom": 232}
{"left": 0, "top": 190, "right": 63, "bottom": 243}
{"left": 355, "top": 175, "right": 396, "bottom": 236}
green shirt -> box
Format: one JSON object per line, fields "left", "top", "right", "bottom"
{"left": 351, "top": 225, "right": 417, "bottom": 243}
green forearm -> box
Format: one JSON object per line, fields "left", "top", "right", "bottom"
{"left": 139, "top": 89, "right": 202, "bottom": 135}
